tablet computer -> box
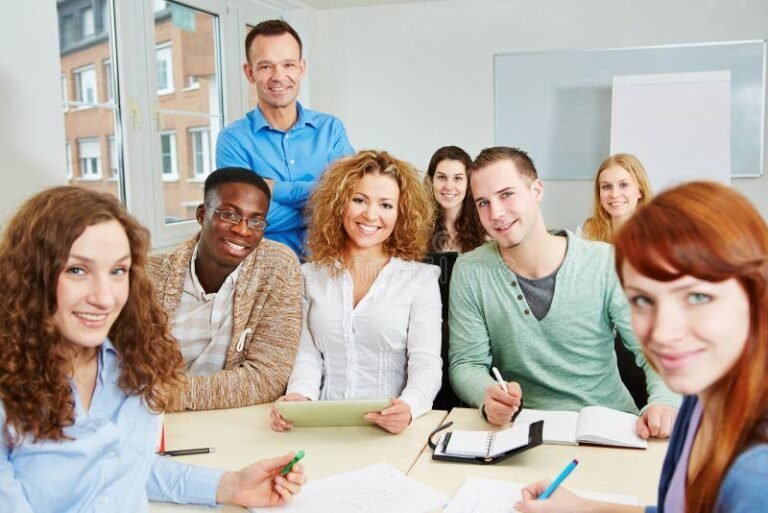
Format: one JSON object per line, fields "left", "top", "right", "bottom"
{"left": 275, "top": 399, "right": 391, "bottom": 427}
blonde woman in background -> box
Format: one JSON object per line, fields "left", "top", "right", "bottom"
{"left": 580, "top": 153, "right": 653, "bottom": 243}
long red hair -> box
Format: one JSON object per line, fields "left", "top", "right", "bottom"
{"left": 614, "top": 181, "right": 768, "bottom": 513}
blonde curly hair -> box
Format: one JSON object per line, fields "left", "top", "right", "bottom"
{"left": 306, "top": 150, "right": 434, "bottom": 269}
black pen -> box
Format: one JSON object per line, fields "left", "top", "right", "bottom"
{"left": 158, "top": 447, "right": 215, "bottom": 457}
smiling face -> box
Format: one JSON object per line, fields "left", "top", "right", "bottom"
{"left": 196, "top": 182, "right": 269, "bottom": 270}
{"left": 244, "top": 33, "right": 305, "bottom": 112}
{"left": 432, "top": 159, "right": 468, "bottom": 212}
{"left": 622, "top": 262, "right": 750, "bottom": 397}
{"left": 598, "top": 164, "right": 643, "bottom": 221}
{"left": 51, "top": 220, "right": 131, "bottom": 353}
{"left": 342, "top": 173, "right": 400, "bottom": 255}
{"left": 470, "top": 159, "right": 543, "bottom": 250}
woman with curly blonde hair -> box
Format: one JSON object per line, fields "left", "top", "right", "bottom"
{"left": 270, "top": 150, "right": 442, "bottom": 434}
{"left": 580, "top": 153, "right": 653, "bottom": 243}
{"left": 0, "top": 187, "right": 304, "bottom": 512}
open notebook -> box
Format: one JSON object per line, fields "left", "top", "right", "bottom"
{"left": 513, "top": 406, "right": 647, "bottom": 448}
{"left": 436, "top": 423, "right": 530, "bottom": 459}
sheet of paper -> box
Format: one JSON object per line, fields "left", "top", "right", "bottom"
{"left": 489, "top": 423, "right": 530, "bottom": 456}
{"left": 250, "top": 463, "right": 448, "bottom": 513}
{"left": 443, "top": 478, "right": 639, "bottom": 513}
{"left": 513, "top": 409, "right": 579, "bottom": 446}
{"left": 445, "top": 430, "right": 494, "bottom": 457}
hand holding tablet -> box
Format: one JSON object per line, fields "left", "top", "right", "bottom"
{"left": 272, "top": 398, "right": 391, "bottom": 429}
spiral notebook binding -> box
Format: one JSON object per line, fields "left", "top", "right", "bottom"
{"left": 484, "top": 432, "right": 495, "bottom": 458}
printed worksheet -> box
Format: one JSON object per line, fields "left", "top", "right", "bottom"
{"left": 443, "top": 477, "right": 639, "bottom": 513}
{"left": 250, "top": 463, "right": 449, "bottom": 513}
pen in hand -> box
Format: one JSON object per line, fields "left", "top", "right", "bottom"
{"left": 157, "top": 447, "right": 215, "bottom": 457}
{"left": 281, "top": 449, "right": 306, "bottom": 475}
{"left": 539, "top": 458, "right": 579, "bottom": 499}
{"left": 492, "top": 366, "right": 509, "bottom": 393}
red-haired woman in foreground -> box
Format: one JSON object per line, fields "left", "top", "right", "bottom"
{"left": 517, "top": 181, "right": 768, "bottom": 513}
{"left": 0, "top": 187, "right": 305, "bottom": 512}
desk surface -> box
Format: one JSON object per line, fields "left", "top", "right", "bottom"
{"left": 149, "top": 405, "right": 448, "bottom": 512}
{"left": 408, "top": 408, "right": 667, "bottom": 506}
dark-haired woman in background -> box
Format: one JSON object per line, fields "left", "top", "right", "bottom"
{"left": 425, "top": 145, "right": 486, "bottom": 253}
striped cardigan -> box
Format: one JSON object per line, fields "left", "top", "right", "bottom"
{"left": 147, "top": 238, "right": 302, "bottom": 411}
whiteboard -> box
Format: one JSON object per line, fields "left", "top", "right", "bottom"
{"left": 610, "top": 71, "right": 731, "bottom": 191}
{"left": 494, "top": 41, "right": 765, "bottom": 179}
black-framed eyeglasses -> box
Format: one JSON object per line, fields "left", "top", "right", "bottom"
{"left": 213, "top": 208, "right": 268, "bottom": 231}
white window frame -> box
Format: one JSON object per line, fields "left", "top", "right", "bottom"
{"left": 82, "top": 6, "right": 95, "bottom": 37}
{"left": 73, "top": 65, "right": 97, "bottom": 108}
{"left": 160, "top": 130, "right": 179, "bottom": 181}
{"left": 107, "top": 136, "right": 118, "bottom": 179}
{"left": 61, "top": 74, "right": 69, "bottom": 111}
{"left": 189, "top": 126, "right": 211, "bottom": 179}
{"left": 65, "top": 141, "right": 73, "bottom": 180}
{"left": 108, "top": 0, "right": 249, "bottom": 249}
{"left": 78, "top": 138, "right": 102, "bottom": 180}
{"left": 103, "top": 59, "right": 113, "bottom": 102}
{"left": 156, "top": 41, "right": 174, "bottom": 95}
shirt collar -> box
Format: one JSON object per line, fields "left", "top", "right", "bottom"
{"left": 189, "top": 243, "right": 242, "bottom": 300}
{"left": 252, "top": 102, "right": 317, "bottom": 132}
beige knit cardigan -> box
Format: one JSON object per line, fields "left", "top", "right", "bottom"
{"left": 147, "top": 238, "right": 302, "bottom": 411}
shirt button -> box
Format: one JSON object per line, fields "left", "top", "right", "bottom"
{"left": 524, "top": 309, "right": 530, "bottom": 315}
{"left": 517, "top": 294, "right": 523, "bottom": 300}
{"left": 511, "top": 281, "right": 517, "bottom": 287}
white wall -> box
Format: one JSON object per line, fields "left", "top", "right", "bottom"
{"left": 291, "top": 0, "right": 768, "bottom": 229}
{"left": 0, "top": 2, "right": 67, "bottom": 229}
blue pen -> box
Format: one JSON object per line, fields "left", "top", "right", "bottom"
{"left": 539, "top": 459, "right": 579, "bottom": 500}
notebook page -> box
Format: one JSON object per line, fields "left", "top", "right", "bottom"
{"left": 513, "top": 409, "right": 579, "bottom": 445}
{"left": 488, "top": 423, "right": 530, "bottom": 456}
{"left": 443, "top": 477, "right": 639, "bottom": 513}
{"left": 575, "top": 406, "right": 647, "bottom": 448}
{"left": 250, "top": 463, "right": 448, "bottom": 513}
{"left": 444, "top": 430, "right": 494, "bottom": 457}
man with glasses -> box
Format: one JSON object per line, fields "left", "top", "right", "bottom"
{"left": 216, "top": 19, "right": 354, "bottom": 259}
{"left": 148, "top": 167, "right": 302, "bottom": 411}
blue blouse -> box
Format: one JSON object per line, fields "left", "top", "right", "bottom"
{"left": 647, "top": 395, "right": 768, "bottom": 512}
{"left": 0, "top": 339, "right": 224, "bottom": 512}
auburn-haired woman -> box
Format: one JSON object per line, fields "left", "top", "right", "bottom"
{"left": 424, "top": 145, "right": 486, "bottom": 253}
{"left": 0, "top": 187, "right": 305, "bottom": 511}
{"left": 580, "top": 153, "right": 653, "bottom": 243}
{"left": 271, "top": 150, "right": 442, "bottom": 434}
{"left": 517, "top": 181, "right": 768, "bottom": 513}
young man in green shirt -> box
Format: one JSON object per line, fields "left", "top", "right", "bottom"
{"left": 448, "top": 147, "right": 679, "bottom": 438}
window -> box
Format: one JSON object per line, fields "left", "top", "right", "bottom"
{"left": 78, "top": 138, "right": 101, "bottom": 179}
{"left": 189, "top": 127, "right": 211, "bottom": 178}
{"left": 65, "top": 142, "right": 73, "bottom": 180}
{"left": 103, "top": 59, "right": 113, "bottom": 102}
{"left": 160, "top": 131, "right": 178, "bottom": 180}
{"left": 74, "top": 65, "right": 97, "bottom": 106}
{"left": 61, "top": 74, "right": 69, "bottom": 111}
{"left": 108, "top": 136, "right": 118, "bottom": 179}
{"left": 81, "top": 7, "right": 95, "bottom": 37}
{"left": 156, "top": 42, "right": 174, "bottom": 94}
{"left": 185, "top": 75, "right": 200, "bottom": 90}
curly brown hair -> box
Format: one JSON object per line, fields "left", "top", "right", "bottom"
{"left": 0, "top": 186, "right": 185, "bottom": 445}
{"left": 306, "top": 150, "right": 434, "bottom": 268}
{"left": 424, "top": 146, "right": 486, "bottom": 253}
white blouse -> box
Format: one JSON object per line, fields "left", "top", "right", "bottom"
{"left": 286, "top": 257, "right": 442, "bottom": 418}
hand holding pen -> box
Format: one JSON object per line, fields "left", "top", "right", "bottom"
{"left": 514, "top": 459, "right": 600, "bottom": 513}
{"left": 482, "top": 366, "right": 523, "bottom": 426}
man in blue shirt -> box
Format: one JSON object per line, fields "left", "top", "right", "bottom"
{"left": 216, "top": 19, "right": 354, "bottom": 257}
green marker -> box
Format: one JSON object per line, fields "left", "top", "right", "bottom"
{"left": 280, "top": 449, "right": 305, "bottom": 476}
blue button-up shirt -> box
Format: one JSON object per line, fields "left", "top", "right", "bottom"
{"left": 215, "top": 103, "right": 354, "bottom": 257}
{"left": 0, "top": 339, "right": 224, "bottom": 512}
